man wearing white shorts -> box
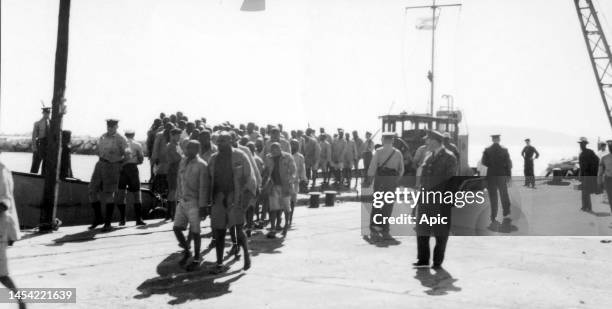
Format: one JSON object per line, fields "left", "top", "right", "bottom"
{"left": 173, "top": 141, "right": 209, "bottom": 270}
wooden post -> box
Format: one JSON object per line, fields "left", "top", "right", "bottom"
{"left": 39, "top": 0, "right": 71, "bottom": 232}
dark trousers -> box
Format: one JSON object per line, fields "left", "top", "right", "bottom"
{"left": 605, "top": 177, "right": 612, "bottom": 213}
{"left": 369, "top": 202, "right": 394, "bottom": 232}
{"left": 362, "top": 152, "right": 373, "bottom": 175}
{"left": 524, "top": 159, "right": 535, "bottom": 187}
{"left": 417, "top": 235, "right": 449, "bottom": 265}
{"left": 30, "top": 138, "right": 47, "bottom": 174}
{"left": 487, "top": 176, "right": 511, "bottom": 220}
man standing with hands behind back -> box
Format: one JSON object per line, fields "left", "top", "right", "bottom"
{"left": 481, "top": 134, "right": 512, "bottom": 226}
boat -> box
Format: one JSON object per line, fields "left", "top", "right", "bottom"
{"left": 13, "top": 171, "right": 159, "bottom": 228}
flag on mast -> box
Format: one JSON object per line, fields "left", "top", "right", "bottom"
{"left": 415, "top": 17, "right": 438, "bottom": 30}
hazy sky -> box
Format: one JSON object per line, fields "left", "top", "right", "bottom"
{"left": 2, "top": 0, "right": 612, "bottom": 146}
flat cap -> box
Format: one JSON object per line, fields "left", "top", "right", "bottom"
{"left": 106, "top": 119, "right": 119, "bottom": 125}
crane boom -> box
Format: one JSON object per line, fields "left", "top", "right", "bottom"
{"left": 574, "top": 0, "right": 612, "bottom": 130}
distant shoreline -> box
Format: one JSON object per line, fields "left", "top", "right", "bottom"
{"left": 0, "top": 134, "right": 147, "bottom": 156}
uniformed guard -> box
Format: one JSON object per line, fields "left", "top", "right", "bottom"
{"left": 30, "top": 107, "right": 51, "bottom": 174}
{"left": 88, "top": 119, "right": 129, "bottom": 231}
{"left": 521, "top": 138, "right": 540, "bottom": 188}
{"left": 365, "top": 132, "right": 404, "bottom": 240}
{"left": 481, "top": 134, "right": 512, "bottom": 225}
{"left": 116, "top": 129, "right": 145, "bottom": 226}
{"left": 414, "top": 130, "right": 457, "bottom": 269}
{"left": 578, "top": 137, "right": 599, "bottom": 212}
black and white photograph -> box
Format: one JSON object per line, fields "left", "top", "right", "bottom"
{"left": 1, "top": 0, "right": 612, "bottom": 308}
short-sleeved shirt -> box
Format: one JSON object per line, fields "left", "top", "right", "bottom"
{"left": 98, "top": 133, "right": 128, "bottom": 163}
{"left": 599, "top": 153, "right": 612, "bottom": 177}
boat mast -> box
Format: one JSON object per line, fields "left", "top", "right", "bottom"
{"left": 430, "top": 0, "right": 436, "bottom": 116}
{"left": 406, "top": 0, "right": 461, "bottom": 116}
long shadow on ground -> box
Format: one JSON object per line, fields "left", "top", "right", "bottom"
{"left": 413, "top": 267, "right": 461, "bottom": 296}
{"left": 135, "top": 251, "right": 245, "bottom": 305}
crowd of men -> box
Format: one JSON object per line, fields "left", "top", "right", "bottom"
{"left": 85, "top": 111, "right": 377, "bottom": 274}
{"left": 25, "top": 107, "right": 612, "bottom": 274}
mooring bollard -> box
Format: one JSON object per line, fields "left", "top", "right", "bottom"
{"left": 324, "top": 191, "right": 337, "bottom": 207}
{"left": 309, "top": 192, "right": 321, "bottom": 208}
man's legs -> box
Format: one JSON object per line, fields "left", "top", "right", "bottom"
{"left": 432, "top": 235, "right": 449, "bottom": 267}
{"left": 213, "top": 228, "right": 227, "bottom": 270}
{"left": 581, "top": 188, "right": 592, "bottom": 211}
{"left": 416, "top": 236, "right": 430, "bottom": 264}
{"left": 605, "top": 177, "right": 612, "bottom": 213}
{"left": 498, "top": 180, "right": 511, "bottom": 217}
{"left": 235, "top": 224, "right": 251, "bottom": 270}
{"left": 487, "top": 178, "right": 499, "bottom": 222}
{"left": 30, "top": 149, "right": 42, "bottom": 174}
{"left": 0, "top": 275, "right": 26, "bottom": 309}
{"left": 102, "top": 192, "right": 116, "bottom": 232}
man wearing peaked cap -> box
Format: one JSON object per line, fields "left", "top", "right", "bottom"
{"left": 521, "top": 138, "right": 540, "bottom": 188}
{"left": 414, "top": 129, "right": 457, "bottom": 269}
{"left": 88, "top": 118, "right": 129, "bottom": 232}
{"left": 579, "top": 136, "right": 599, "bottom": 212}
{"left": 481, "top": 133, "right": 512, "bottom": 224}
{"left": 30, "top": 107, "right": 52, "bottom": 174}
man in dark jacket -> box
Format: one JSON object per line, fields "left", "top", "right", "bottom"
{"left": 521, "top": 138, "right": 539, "bottom": 188}
{"left": 578, "top": 137, "right": 600, "bottom": 211}
{"left": 415, "top": 130, "right": 457, "bottom": 269}
{"left": 481, "top": 134, "right": 512, "bottom": 224}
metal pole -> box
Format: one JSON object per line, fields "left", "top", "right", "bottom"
{"left": 40, "top": 0, "right": 71, "bottom": 232}
{"left": 430, "top": 0, "right": 436, "bottom": 116}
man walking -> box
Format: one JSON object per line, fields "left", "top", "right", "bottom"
{"left": 209, "top": 132, "right": 254, "bottom": 274}
{"left": 166, "top": 128, "right": 184, "bottom": 220}
{"left": 173, "top": 141, "right": 209, "bottom": 270}
{"left": 579, "top": 137, "right": 600, "bottom": 212}
{"left": 318, "top": 134, "right": 332, "bottom": 187}
{"left": 30, "top": 107, "right": 51, "bottom": 174}
{"left": 263, "top": 142, "right": 296, "bottom": 238}
{"left": 521, "top": 138, "right": 540, "bottom": 188}
{"left": 302, "top": 128, "right": 321, "bottom": 188}
{"left": 366, "top": 132, "right": 404, "bottom": 239}
{"left": 116, "top": 130, "right": 146, "bottom": 226}
{"left": 414, "top": 131, "right": 457, "bottom": 269}
{"left": 88, "top": 119, "right": 129, "bottom": 232}
{"left": 481, "top": 134, "right": 512, "bottom": 225}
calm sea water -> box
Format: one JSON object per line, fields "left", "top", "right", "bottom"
{"left": 0, "top": 152, "right": 152, "bottom": 181}
{"left": 1, "top": 144, "right": 578, "bottom": 179}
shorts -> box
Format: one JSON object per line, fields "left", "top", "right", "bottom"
{"left": 269, "top": 185, "right": 291, "bottom": 212}
{"left": 173, "top": 200, "right": 201, "bottom": 234}
{"left": 89, "top": 160, "right": 122, "bottom": 196}
{"left": 211, "top": 192, "right": 245, "bottom": 229}
{"left": 0, "top": 240, "right": 8, "bottom": 276}
{"left": 118, "top": 164, "right": 141, "bottom": 192}
{"left": 330, "top": 161, "right": 343, "bottom": 169}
